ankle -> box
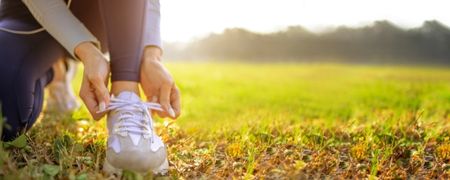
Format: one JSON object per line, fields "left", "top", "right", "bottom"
{"left": 111, "top": 81, "right": 140, "bottom": 96}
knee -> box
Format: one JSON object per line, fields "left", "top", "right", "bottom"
{"left": 0, "top": 76, "right": 46, "bottom": 141}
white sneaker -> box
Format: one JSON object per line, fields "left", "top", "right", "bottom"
{"left": 101, "top": 91, "right": 169, "bottom": 175}
{"left": 47, "top": 59, "right": 80, "bottom": 113}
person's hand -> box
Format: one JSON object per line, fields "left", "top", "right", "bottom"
{"left": 75, "top": 42, "right": 110, "bottom": 120}
{"left": 140, "top": 46, "right": 181, "bottom": 119}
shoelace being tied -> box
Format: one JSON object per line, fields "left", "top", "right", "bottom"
{"left": 98, "top": 97, "right": 163, "bottom": 142}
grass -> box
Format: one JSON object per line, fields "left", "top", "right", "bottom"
{"left": 0, "top": 62, "right": 449, "bottom": 179}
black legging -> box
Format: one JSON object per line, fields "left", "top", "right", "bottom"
{"left": 0, "top": 0, "right": 154, "bottom": 141}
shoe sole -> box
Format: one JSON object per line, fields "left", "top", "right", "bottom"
{"left": 103, "top": 158, "right": 169, "bottom": 176}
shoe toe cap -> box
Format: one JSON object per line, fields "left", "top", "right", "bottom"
{"left": 106, "top": 137, "right": 167, "bottom": 173}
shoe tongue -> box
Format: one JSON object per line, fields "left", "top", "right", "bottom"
{"left": 116, "top": 91, "right": 140, "bottom": 102}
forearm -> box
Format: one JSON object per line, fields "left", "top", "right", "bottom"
{"left": 22, "top": 0, "right": 100, "bottom": 58}
{"left": 144, "top": 0, "right": 162, "bottom": 51}
{"left": 74, "top": 42, "right": 105, "bottom": 64}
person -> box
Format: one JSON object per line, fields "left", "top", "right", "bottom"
{"left": 0, "top": 0, "right": 181, "bottom": 175}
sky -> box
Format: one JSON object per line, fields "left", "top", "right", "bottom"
{"left": 160, "top": 0, "right": 450, "bottom": 42}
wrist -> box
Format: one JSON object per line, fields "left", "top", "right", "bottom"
{"left": 143, "top": 46, "right": 162, "bottom": 62}
{"left": 75, "top": 42, "right": 104, "bottom": 64}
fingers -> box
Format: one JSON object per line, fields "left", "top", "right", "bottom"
{"left": 79, "top": 76, "right": 105, "bottom": 120}
{"left": 159, "top": 82, "right": 175, "bottom": 118}
{"left": 94, "top": 89, "right": 106, "bottom": 112}
{"left": 153, "top": 84, "right": 181, "bottom": 119}
{"left": 146, "top": 93, "right": 160, "bottom": 116}
{"left": 170, "top": 85, "right": 181, "bottom": 118}
{"left": 88, "top": 74, "right": 110, "bottom": 109}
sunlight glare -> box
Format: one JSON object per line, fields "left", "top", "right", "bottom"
{"left": 161, "top": 0, "right": 450, "bottom": 42}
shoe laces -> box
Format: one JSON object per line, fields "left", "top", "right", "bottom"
{"left": 98, "top": 97, "right": 163, "bottom": 141}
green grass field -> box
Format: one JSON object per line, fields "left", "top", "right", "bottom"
{"left": 0, "top": 63, "right": 449, "bottom": 179}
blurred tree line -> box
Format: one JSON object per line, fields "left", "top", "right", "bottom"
{"left": 165, "top": 20, "right": 450, "bottom": 65}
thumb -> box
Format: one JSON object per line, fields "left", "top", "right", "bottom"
{"left": 159, "top": 84, "right": 175, "bottom": 118}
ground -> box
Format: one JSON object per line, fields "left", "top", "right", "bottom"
{"left": 0, "top": 63, "right": 449, "bottom": 179}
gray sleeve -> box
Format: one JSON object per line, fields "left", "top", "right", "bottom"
{"left": 22, "top": 0, "right": 100, "bottom": 58}
{"left": 144, "top": 0, "right": 162, "bottom": 50}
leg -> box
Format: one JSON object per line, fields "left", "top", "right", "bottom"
{"left": 98, "top": 0, "right": 147, "bottom": 82}
{"left": 70, "top": 0, "right": 146, "bottom": 96}
{"left": 0, "top": 21, "right": 65, "bottom": 141}
{"left": 70, "top": 1, "right": 169, "bottom": 174}
{"left": 99, "top": 0, "right": 152, "bottom": 95}
{"left": 46, "top": 57, "right": 80, "bottom": 112}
